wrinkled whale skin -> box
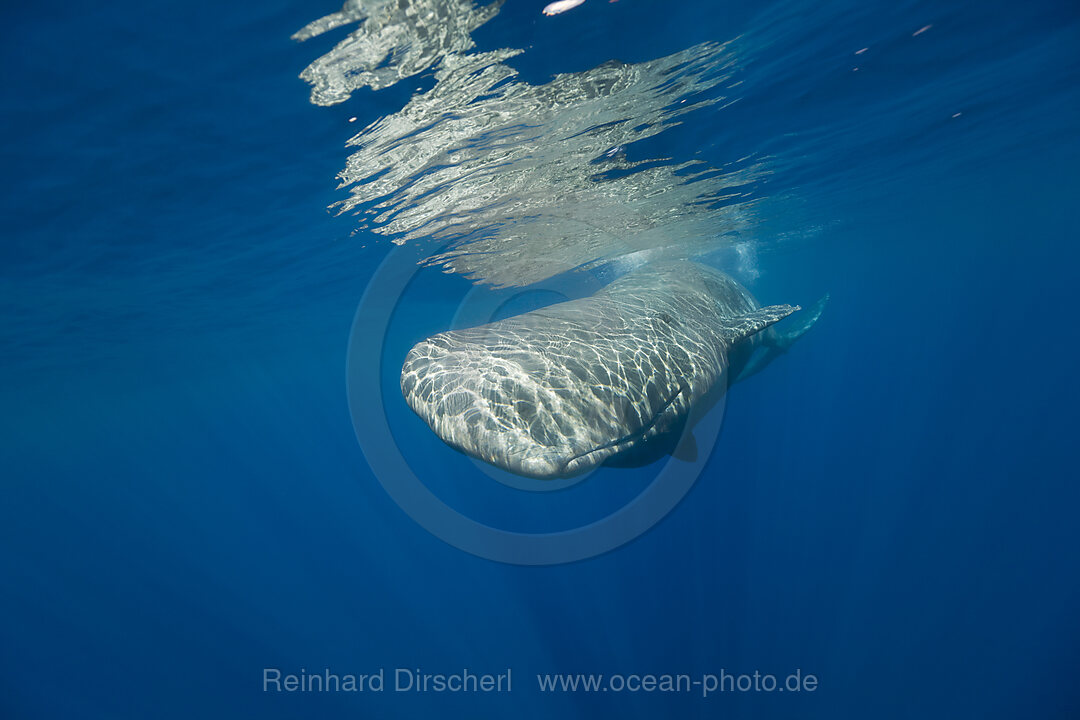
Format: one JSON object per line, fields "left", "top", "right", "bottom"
{"left": 401, "top": 261, "right": 801, "bottom": 478}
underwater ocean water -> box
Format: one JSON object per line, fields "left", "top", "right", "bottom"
{"left": 2, "top": 0, "right": 1079, "bottom": 717}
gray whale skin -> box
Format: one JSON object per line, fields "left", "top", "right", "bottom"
{"left": 401, "top": 261, "right": 824, "bottom": 478}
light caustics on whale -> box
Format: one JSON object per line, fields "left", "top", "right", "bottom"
{"left": 295, "top": 0, "right": 770, "bottom": 288}
{"left": 400, "top": 261, "right": 824, "bottom": 478}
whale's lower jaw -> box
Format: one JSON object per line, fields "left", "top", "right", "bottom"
{"left": 458, "top": 426, "right": 663, "bottom": 479}
{"left": 497, "top": 433, "right": 651, "bottom": 479}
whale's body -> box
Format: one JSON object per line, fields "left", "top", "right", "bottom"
{"left": 401, "top": 261, "right": 823, "bottom": 478}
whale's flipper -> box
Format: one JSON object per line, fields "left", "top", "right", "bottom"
{"left": 672, "top": 430, "right": 698, "bottom": 462}
{"left": 733, "top": 293, "right": 829, "bottom": 383}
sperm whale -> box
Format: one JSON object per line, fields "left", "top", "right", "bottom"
{"left": 401, "top": 260, "right": 824, "bottom": 478}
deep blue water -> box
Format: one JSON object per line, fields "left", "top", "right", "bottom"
{"left": 2, "top": 0, "right": 1079, "bottom": 717}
